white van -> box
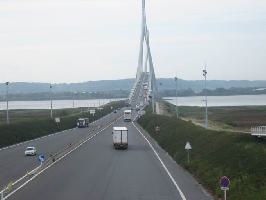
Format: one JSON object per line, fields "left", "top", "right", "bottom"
{"left": 112, "top": 127, "right": 128, "bottom": 149}
{"left": 124, "top": 110, "right": 132, "bottom": 122}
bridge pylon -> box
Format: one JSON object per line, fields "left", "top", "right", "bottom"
{"left": 130, "top": 0, "right": 158, "bottom": 113}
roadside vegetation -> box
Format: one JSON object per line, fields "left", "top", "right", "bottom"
{"left": 0, "top": 100, "right": 126, "bottom": 148}
{"left": 138, "top": 106, "right": 266, "bottom": 200}
{"left": 162, "top": 101, "right": 266, "bottom": 132}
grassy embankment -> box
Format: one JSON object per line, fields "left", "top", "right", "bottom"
{"left": 0, "top": 100, "right": 126, "bottom": 148}
{"left": 163, "top": 101, "right": 266, "bottom": 132}
{"left": 138, "top": 106, "right": 266, "bottom": 200}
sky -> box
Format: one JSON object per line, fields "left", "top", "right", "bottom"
{"left": 0, "top": 0, "right": 265, "bottom": 83}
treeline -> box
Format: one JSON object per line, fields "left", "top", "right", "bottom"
{"left": 0, "top": 87, "right": 266, "bottom": 101}
{"left": 159, "top": 87, "right": 266, "bottom": 97}
{"left": 0, "top": 90, "right": 129, "bottom": 101}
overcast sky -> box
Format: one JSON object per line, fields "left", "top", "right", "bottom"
{"left": 0, "top": 0, "right": 265, "bottom": 83}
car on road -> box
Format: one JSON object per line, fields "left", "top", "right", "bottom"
{"left": 25, "top": 147, "right": 37, "bottom": 156}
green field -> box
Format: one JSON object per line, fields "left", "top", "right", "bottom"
{"left": 162, "top": 102, "right": 266, "bottom": 132}
{"left": 0, "top": 100, "right": 126, "bottom": 148}
{"left": 138, "top": 106, "right": 266, "bottom": 200}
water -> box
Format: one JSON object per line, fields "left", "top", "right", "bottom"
{"left": 0, "top": 98, "right": 125, "bottom": 110}
{"left": 165, "top": 95, "right": 266, "bottom": 107}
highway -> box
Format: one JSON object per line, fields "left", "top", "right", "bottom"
{"left": 1, "top": 109, "right": 212, "bottom": 200}
{"left": 1, "top": 75, "right": 213, "bottom": 200}
{"left": 0, "top": 110, "right": 122, "bottom": 190}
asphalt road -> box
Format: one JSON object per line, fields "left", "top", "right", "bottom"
{"left": 6, "top": 116, "right": 212, "bottom": 200}
{"left": 2, "top": 77, "right": 213, "bottom": 200}
{"left": 0, "top": 110, "right": 123, "bottom": 190}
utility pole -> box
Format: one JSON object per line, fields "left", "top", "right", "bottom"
{"left": 50, "top": 84, "right": 53, "bottom": 119}
{"left": 72, "top": 93, "right": 75, "bottom": 108}
{"left": 174, "top": 76, "right": 179, "bottom": 118}
{"left": 6, "top": 82, "right": 10, "bottom": 124}
{"left": 203, "top": 66, "right": 208, "bottom": 128}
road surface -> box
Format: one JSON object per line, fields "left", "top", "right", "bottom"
{"left": 4, "top": 115, "right": 212, "bottom": 200}
{"left": 0, "top": 110, "right": 122, "bottom": 190}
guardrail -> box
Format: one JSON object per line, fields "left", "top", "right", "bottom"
{"left": 251, "top": 126, "right": 266, "bottom": 137}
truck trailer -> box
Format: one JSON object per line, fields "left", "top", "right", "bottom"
{"left": 77, "top": 118, "right": 89, "bottom": 128}
{"left": 112, "top": 127, "right": 128, "bottom": 149}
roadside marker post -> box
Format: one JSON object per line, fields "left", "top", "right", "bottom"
{"left": 185, "top": 142, "right": 192, "bottom": 164}
{"left": 220, "top": 176, "right": 230, "bottom": 200}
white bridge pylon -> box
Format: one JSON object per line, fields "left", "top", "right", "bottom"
{"left": 131, "top": 0, "right": 157, "bottom": 111}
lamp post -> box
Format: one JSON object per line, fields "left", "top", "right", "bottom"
{"left": 174, "top": 76, "right": 179, "bottom": 119}
{"left": 50, "top": 84, "right": 53, "bottom": 119}
{"left": 72, "top": 93, "right": 75, "bottom": 109}
{"left": 6, "top": 82, "right": 10, "bottom": 124}
{"left": 203, "top": 66, "right": 208, "bottom": 128}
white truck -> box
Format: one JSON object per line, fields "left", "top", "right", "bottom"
{"left": 124, "top": 110, "right": 132, "bottom": 122}
{"left": 77, "top": 118, "right": 89, "bottom": 128}
{"left": 112, "top": 127, "right": 128, "bottom": 149}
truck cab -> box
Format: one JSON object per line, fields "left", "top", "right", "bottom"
{"left": 124, "top": 110, "right": 132, "bottom": 122}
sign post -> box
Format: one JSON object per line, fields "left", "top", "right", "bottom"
{"left": 220, "top": 176, "right": 230, "bottom": 200}
{"left": 38, "top": 154, "right": 45, "bottom": 165}
{"left": 55, "top": 118, "right": 60, "bottom": 129}
{"left": 155, "top": 126, "right": 160, "bottom": 134}
{"left": 90, "top": 109, "right": 96, "bottom": 116}
{"left": 185, "top": 142, "right": 192, "bottom": 164}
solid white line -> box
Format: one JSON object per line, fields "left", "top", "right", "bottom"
{"left": 132, "top": 122, "right": 187, "bottom": 200}
{"left": 3, "top": 115, "right": 122, "bottom": 200}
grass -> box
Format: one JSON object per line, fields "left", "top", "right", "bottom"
{"left": 138, "top": 106, "right": 266, "bottom": 200}
{"left": 0, "top": 100, "right": 126, "bottom": 148}
{"left": 162, "top": 101, "right": 266, "bottom": 132}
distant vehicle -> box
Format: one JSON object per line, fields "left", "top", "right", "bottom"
{"left": 114, "top": 110, "right": 117, "bottom": 113}
{"left": 136, "top": 104, "right": 140, "bottom": 111}
{"left": 25, "top": 147, "right": 37, "bottom": 156}
{"left": 143, "top": 82, "right": 148, "bottom": 90}
{"left": 77, "top": 118, "right": 89, "bottom": 128}
{"left": 124, "top": 110, "right": 132, "bottom": 122}
{"left": 112, "top": 127, "right": 128, "bottom": 149}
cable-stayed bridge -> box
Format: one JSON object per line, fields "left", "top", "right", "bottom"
{"left": 0, "top": 1, "right": 212, "bottom": 200}
{"left": 129, "top": 0, "right": 158, "bottom": 112}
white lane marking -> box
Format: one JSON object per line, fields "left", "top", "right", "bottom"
{"left": 3, "top": 115, "right": 122, "bottom": 200}
{"left": 132, "top": 122, "right": 187, "bottom": 200}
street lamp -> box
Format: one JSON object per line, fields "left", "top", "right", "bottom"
{"left": 6, "top": 82, "right": 10, "bottom": 124}
{"left": 174, "top": 76, "right": 179, "bottom": 118}
{"left": 72, "top": 92, "right": 75, "bottom": 109}
{"left": 50, "top": 84, "right": 53, "bottom": 119}
{"left": 203, "top": 66, "right": 208, "bottom": 128}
